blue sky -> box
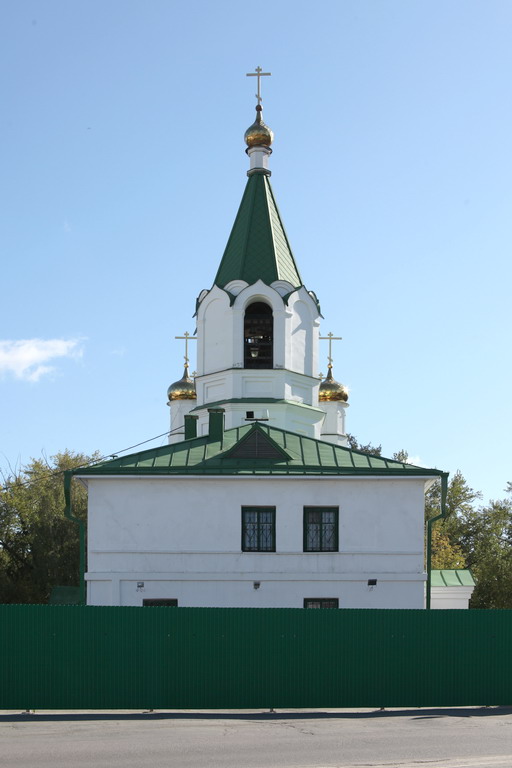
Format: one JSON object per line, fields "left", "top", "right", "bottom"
{"left": 1, "top": 1, "right": 510, "bottom": 505}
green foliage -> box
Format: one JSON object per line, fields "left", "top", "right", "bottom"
{"left": 454, "top": 499, "right": 512, "bottom": 608}
{"left": 424, "top": 471, "right": 480, "bottom": 571}
{"left": 346, "top": 434, "right": 382, "bottom": 456}
{"left": 425, "top": 470, "right": 482, "bottom": 521}
{"left": 424, "top": 471, "right": 512, "bottom": 607}
{"left": 0, "top": 451, "right": 97, "bottom": 604}
{"left": 430, "top": 526, "right": 466, "bottom": 570}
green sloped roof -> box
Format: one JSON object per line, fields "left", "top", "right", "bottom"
{"left": 431, "top": 570, "right": 476, "bottom": 587}
{"left": 213, "top": 172, "right": 302, "bottom": 289}
{"left": 74, "top": 423, "right": 446, "bottom": 478}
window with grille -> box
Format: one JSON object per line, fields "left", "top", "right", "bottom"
{"left": 242, "top": 507, "right": 276, "bottom": 552}
{"left": 142, "top": 599, "right": 178, "bottom": 607}
{"left": 304, "top": 598, "right": 339, "bottom": 609}
{"left": 303, "top": 507, "right": 338, "bottom": 552}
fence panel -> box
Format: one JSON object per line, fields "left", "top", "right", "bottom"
{"left": 1, "top": 606, "right": 511, "bottom": 709}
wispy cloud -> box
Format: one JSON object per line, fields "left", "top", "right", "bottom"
{"left": 0, "top": 339, "right": 84, "bottom": 382}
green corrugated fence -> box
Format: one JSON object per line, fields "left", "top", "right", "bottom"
{"left": 1, "top": 605, "right": 511, "bottom": 709}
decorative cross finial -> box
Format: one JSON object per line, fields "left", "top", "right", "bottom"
{"left": 319, "top": 332, "right": 342, "bottom": 368}
{"left": 175, "top": 331, "right": 197, "bottom": 367}
{"left": 246, "top": 66, "right": 271, "bottom": 106}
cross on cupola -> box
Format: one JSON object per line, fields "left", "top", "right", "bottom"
{"left": 167, "top": 332, "right": 197, "bottom": 405}
{"left": 319, "top": 332, "right": 342, "bottom": 373}
{"left": 244, "top": 67, "right": 274, "bottom": 174}
{"left": 174, "top": 331, "right": 196, "bottom": 370}
{"left": 246, "top": 66, "right": 271, "bottom": 105}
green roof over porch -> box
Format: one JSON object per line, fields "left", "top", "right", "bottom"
{"left": 431, "top": 570, "right": 475, "bottom": 587}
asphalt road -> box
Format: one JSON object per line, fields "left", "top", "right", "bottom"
{"left": 1, "top": 707, "right": 512, "bottom": 768}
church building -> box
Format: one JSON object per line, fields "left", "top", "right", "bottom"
{"left": 74, "top": 73, "right": 447, "bottom": 609}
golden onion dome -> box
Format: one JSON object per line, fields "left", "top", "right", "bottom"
{"left": 244, "top": 105, "right": 274, "bottom": 148}
{"left": 167, "top": 365, "right": 196, "bottom": 402}
{"left": 319, "top": 366, "right": 349, "bottom": 402}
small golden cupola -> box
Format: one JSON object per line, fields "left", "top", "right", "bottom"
{"left": 167, "top": 363, "right": 196, "bottom": 403}
{"left": 318, "top": 366, "right": 349, "bottom": 403}
{"left": 244, "top": 104, "right": 274, "bottom": 148}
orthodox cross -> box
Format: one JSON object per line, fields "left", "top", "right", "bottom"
{"left": 175, "top": 331, "right": 197, "bottom": 367}
{"left": 319, "top": 332, "right": 342, "bottom": 368}
{"left": 246, "top": 66, "right": 271, "bottom": 105}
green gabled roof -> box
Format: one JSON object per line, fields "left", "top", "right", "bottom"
{"left": 213, "top": 172, "right": 302, "bottom": 289}
{"left": 74, "top": 423, "right": 446, "bottom": 479}
{"left": 431, "top": 570, "right": 476, "bottom": 587}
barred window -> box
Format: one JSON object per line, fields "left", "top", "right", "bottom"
{"left": 242, "top": 507, "right": 276, "bottom": 552}
{"left": 304, "top": 598, "right": 339, "bottom": 609}
{"left": 143, "top": 599, "right": 178, "bottom": 607}
{"left": 303, "top": 507, "right": 338, "bottom": 552}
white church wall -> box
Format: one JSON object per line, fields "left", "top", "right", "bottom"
{"left": 88, "top": 576, "right": 421, "bottom": 609}
{"left": 430, "top": 587, "right": 474, "bottom": 609}
{"left": 286, "top": 289, "right": 319, "bottom": 377}
{"left": 169, "top": 398, "right": 195, "bottom": 444}
{"left": 319, "top": 401, "right": 348, "bottom": 445}
{"left": 197, "top": 289, "right": 232, "bottom": 374}
{"left": 85, "top": 475, "right": 427, "bottom": 608}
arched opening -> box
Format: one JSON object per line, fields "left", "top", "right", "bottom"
{"left": 244, "top": 302, "right": 273, "bottom": 369}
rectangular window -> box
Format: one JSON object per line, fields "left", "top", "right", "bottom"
{"left": 143, "top": 599, "right": 178, "bottom": 607}
{"left": 303, "top": 507, "right": 338, "bottom": 552}
{"left": 304, "top": 598, "right": 339, "bottom": 609}
{"left": 242, "top": 507, "right": 276, "bottom": 552}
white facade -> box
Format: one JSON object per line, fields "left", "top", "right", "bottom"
{"left": 430, "top": 587, "right": 474, "bottom": 609}
{"left": 81, "top": 99, "right": 447, "bottom": 611}
{"left": 188, "top": 279, "right": 328, "bottom": 438}
{"left": 84, "top": 474, "right": 431, "bottom": 608}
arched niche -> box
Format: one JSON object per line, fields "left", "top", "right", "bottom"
{"left": 244, "top": 301, "right": 273, "bottom": 369}
{"left": 196, "top": 286, "right": 232, "bottom": 375}
{"left": 233, "top": 281, "right": 287, "bottom": 370}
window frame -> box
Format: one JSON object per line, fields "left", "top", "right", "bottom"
{"left": 303, "top": 506, "right": 339, "bottom": 552}
{"left": 243, "top": 301, "right": 274, "bottom": 369}
{"left": 241, "top": 506, "right": 276, "bottom": 552}
{"left": 304, "top": 598, "right": 339, "bottom": 609}
{"left": 142, "top": 599, "right": 178, "bottom": 607}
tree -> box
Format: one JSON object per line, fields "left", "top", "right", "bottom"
{"left": 454, "top": 499, "right": 512, "bottom": 608}
{"left": 0, "top": 451, "right": 96, "bottom": 603}
{"left": 424, "top": 469, "right": 482, "bottom": 521}
{"left": 346, "top": 434, "right": 382, "bottom": 456}
{"left": 424, "top": 471, "right": 512, "bottom": 607}
{"left": 430, "top": 526, "right": 466, "bottom": 570}
{"left": 392, "top": 449, "right": 410, "bottom": 464}
{"left": 423, "top": 470, "right": 480, "bottom": 570}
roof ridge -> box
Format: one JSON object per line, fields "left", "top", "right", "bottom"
{"left": 264, "top": 176, "right": 302, "bottom": 285}
{"left": 240, "top": 171, "right": 258, "bottom": 284}
{"left": 263, "top": 175, "right": 278, "bottom": 279}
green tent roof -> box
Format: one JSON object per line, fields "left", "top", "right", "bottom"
{"left": 213, "top": 171, "right": 302, "bottom": 290}
{"left": 74, "top": 423, "right": 447, "bottom": 479}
